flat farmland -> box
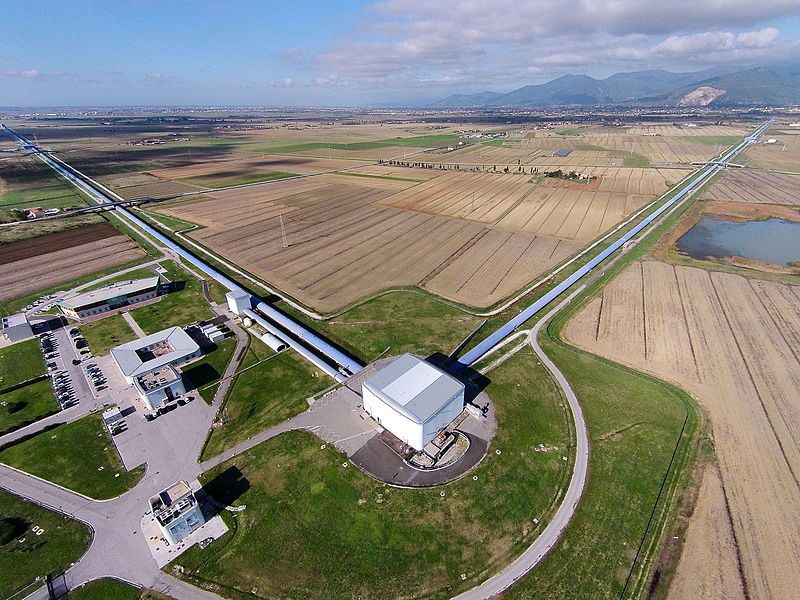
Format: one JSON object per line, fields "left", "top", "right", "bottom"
{"left": 744, "top": 129, "right": 800, "bottom": 171}
{"left": 156, "top": 174, "right": 579, "bottom": 310}
{"left": 0, "top": 223, "right": 144, "bottom": 301}
{"left": 564, "top": 260, "right": 800, "bottom": 600}
{"left": 702, "top": 169, "right": 800, "bottom": 205}
{"left": 149, "top": 154, "right": 367, "bottom": 181}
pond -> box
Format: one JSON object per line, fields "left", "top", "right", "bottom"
{"left": 676, "top": 217, "right": 800, "bottom": 267}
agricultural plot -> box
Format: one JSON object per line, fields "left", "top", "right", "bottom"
{"left": 564, "top": 260, "right": 800, "bottom": 600}
{"left": 702, "top": 169, "right": 800, "bottom": 205}
{"left": 157, "top": 174, "right": 579, "bottom": 310}
{"left": 743, "top": 128, "right": 800, "bottom": 171}
{"left": 0, "top": 222, "right": 143, "bottom": 301}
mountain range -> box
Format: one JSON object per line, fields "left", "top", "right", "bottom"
{"left": 431, "top": 65, "right": 800, "bottom": 108}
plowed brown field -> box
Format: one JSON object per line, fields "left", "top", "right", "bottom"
{"left": 703, "top": 169, "right": 800, "bottom": 205}
{"left": 565, "top": 260, "right": 800, "bottom": 600}
{"left": 0, "top": 225, "right": 143, "bottom": 301}
{"left": 157, "top": 174, "right": 580, "bottom": 310}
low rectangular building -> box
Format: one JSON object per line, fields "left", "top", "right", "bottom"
{"left": 149, "top": 481, "right": 205, "bottom": 545}
{"left": 1, "top": 313, "right": 33, "bottom": 343}
{"left": 362, "top": 354, "right": 465, "bottom": 452}
{"left": 57, "top": 276, "right": 162, "bottom": 320}
{"left": 111, "top": 326, "right": 201, "bottom": 409}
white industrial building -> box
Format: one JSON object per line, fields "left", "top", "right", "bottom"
{"left": 362, "top": 354, "right": 465, "bottom": 452}
{"left": 57, "top": 276, "right": 162, "bottom": 320}
{"left": 1, "top": 313, "right": 33, "bottom": 343}
{"left": 111, "top": 326, "right": 201, "bottom": 410}
{"left": 149, "top": 481, "right": 205, "bottom": 545}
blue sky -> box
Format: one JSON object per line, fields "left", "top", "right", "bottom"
{"left": 2, "top": 0, "right": 800, "bottom": 106}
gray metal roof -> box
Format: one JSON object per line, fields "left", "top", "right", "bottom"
{"left": 58, "top": 276, "right": 160, "bottom": 310}
{"left": 111, "top": 326, "right": 199, "bottom": 377}
{"left": 363, "top": 354, "right": 464, "bottom": 424}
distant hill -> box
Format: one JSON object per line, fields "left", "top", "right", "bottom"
{"left": 430, "top": 65, "right": 800, "bottom": 108}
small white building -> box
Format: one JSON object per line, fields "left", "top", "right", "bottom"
{"left": 149, "top": 481, "right": 205, "bottom": 545}
{"left": 226, "top": 289, "right": 251, "bottom": 315}
{"left": 1, "top": 313, "right": 33, "bottom": 343}
{"left": 362, "top": 354, "right": 465, "bottom": 452}
{"left": 111, "top": 327, "right": 201, "bottom": 410}
{"left": 57, "top": 276, "right": 162, "bottom": 320}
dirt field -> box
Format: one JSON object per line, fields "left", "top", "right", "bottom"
{"left": 668, "top": 463, "right": 746, "bottom": 600}
{"left": 703, "top": 169, "right": 800, "bottom": 205}
{"left": 744, "top": 128, "right": 800, "bottom": 171}
{"left": 565, "top": 260, "right": 800, "bottom": 600}
{"left": 0, "top": 224, "right": 143, "bottom": 301}
{"left": 157, "top": 174, "right": 579, "bottom": 310}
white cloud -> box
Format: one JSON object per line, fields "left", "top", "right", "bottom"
{"left": 145, "top": 71, "right": 165, "bottom": 80}
{"left": 2, "top": 69, "right": 43, "bottom": 79}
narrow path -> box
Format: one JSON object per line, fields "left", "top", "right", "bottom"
{"left": 121, "top": 311, "right": 146, "bottom": 338}
{"left": 454, "top": 288, "right": 589, "bottom": 599}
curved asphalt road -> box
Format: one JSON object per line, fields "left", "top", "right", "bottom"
{"left": 454, "top": 286, "right": 589, "bottom": 600}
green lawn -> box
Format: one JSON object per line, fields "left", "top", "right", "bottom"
{"left": 250, "top": 134, "right": 460, "bottom": 155}
{"left": 623, "top": 152, "right": 652, "bottom": 168}
{"left": 0, "top": 489, "right": 91, "bottom": 600}
{"left": 0, "top": 379, "right": 59, "bottom": 437}
{"left": 81, "top": 266, "right": 159, "bottom": 292}
{"left": 0, "top": 339, "right": 44, "bottom": 391}
{"left": 128, "top": 261, "right": 215, "bottom": 334}
{"left": 174, "top": 346, "right": 571, "bottom": 599}
{"left": 79, "top": 314, "right": 138, "bottom": 356}
{"left": 555, "top": 127, "right": 582, "bottom": 136}
{"left": 180, "top": 170, "right": 297, "bottom": 189}
{"left": 183, "top": 337, "right": 238, "bottom": 404}
{"left": 0, "top": 414, "right": 145, "bottom": 500}
{"left": 67, "top": 579, "right": 140, "bottom": 600}
{"left": 287, "top": 290, "right": 485, "bottom": 363}
{"left": 201, "top": 344, "right": 328, "bottom": 459}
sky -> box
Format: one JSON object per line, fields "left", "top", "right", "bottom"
{"left": 2, "top": 0, "right": 800, "bottom": 107}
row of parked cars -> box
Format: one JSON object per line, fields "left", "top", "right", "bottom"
{"left": 84, "top": 362, "right": 107, "bottom": 392}
{"left": 143, "top": 395, "right": 195, "bottom": 421}
{"left": 39, "top": 331, "right": 78, "bottom": 409}
{"left": 68, "top": 327, "right": 93, "bottom": 363}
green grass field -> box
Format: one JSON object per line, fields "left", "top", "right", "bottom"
{"left": 287, "top": 290, "right": 484, "bottom": 363}
{"left": 201, "top": 344, "right": 328, "bottom": 459}
{"left": 0, "top": 489, "right": 91, "bottom": 599}
{"left": 0, "top": 339, "right": 44, "bottom": 391}
{"left": 555, "top": 127, "right": 582, "bottom": 136}
{"left": 180, "top": 170, "right": 296, "bottom": 189}
{"left": 0, "top": 379, "right": 59, "bottom": 437}
{"left": 183, "top": 337, "right": 238, "bottom": 404}
{"left": 250, "top": 133, "right": 460, "bottom": 155}
{"left": 0, "top": 414, "right": 145, "bottom": 499}
{"left": 623, "top": 152, "right": 652, "bottom": 168}
{"left": 128, "top": 261, "right": 215, "bottom": 334}
{"left": 79, "top": 314, "right": 138, "bottom": 356}
{"left": 175, "top": 346, "right": 571, "bottom": 599}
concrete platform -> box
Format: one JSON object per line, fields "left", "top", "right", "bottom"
{"left": 142, "top": 511, "right": 228, "bottom": 568}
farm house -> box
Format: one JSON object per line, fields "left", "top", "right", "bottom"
{"left": 362, "top": 354, "right": 465, "bottom": 452}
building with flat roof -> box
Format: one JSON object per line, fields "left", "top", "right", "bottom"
{"left": 362, "top": 354, "right": 465, "bottom": 452}
{"left": 111, "top": 326, "right": 201, "bottom": 409}
{"left": 149, "top": 480, "right": 205, "bottom": 545}
{"left": 1, "top": 313, "right": 33, "bottom": 343}
{"left": 57, "top": 276, "right": 162, "bottom": 320}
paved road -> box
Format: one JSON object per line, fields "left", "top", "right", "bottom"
{"left": 453, "top": 288, "right": 590, "bottom": 600}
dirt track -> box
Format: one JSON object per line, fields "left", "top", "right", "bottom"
{"left": 565, "top": 260, "right": 800, "bottom": 600}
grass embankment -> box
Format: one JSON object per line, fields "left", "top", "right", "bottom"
{"left": 129, "top": 261, "right": 215, "bottom": 334}
{"left": 80, "top": 314, "right": 138, "bottom": 356}
{"left": 0, "top": 489, "right": 91, "bottom": 599}
{"left": 0, "top": 414, "right": 145, "bottom": 499}
{"left": 201, "top": 345, "right": 328, "bottom": 459}
{"left": 176, "top": 346, "right": 571, "bottom": 600}
{"left": 183, "top": 338, "right": 238, "bottom": 404}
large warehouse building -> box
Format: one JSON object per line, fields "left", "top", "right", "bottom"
{"left": 57, "top": 275, "right": 162, "bottom": 320}
{"left": 362, "top": 354, "right": 465, "bottom": 452}
{"left": 111, "top": 326, "right": 201, "bottom": 409}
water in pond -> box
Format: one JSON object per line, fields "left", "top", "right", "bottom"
{"left": 676, "top": 217, "right": 800, "bottom": 267}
